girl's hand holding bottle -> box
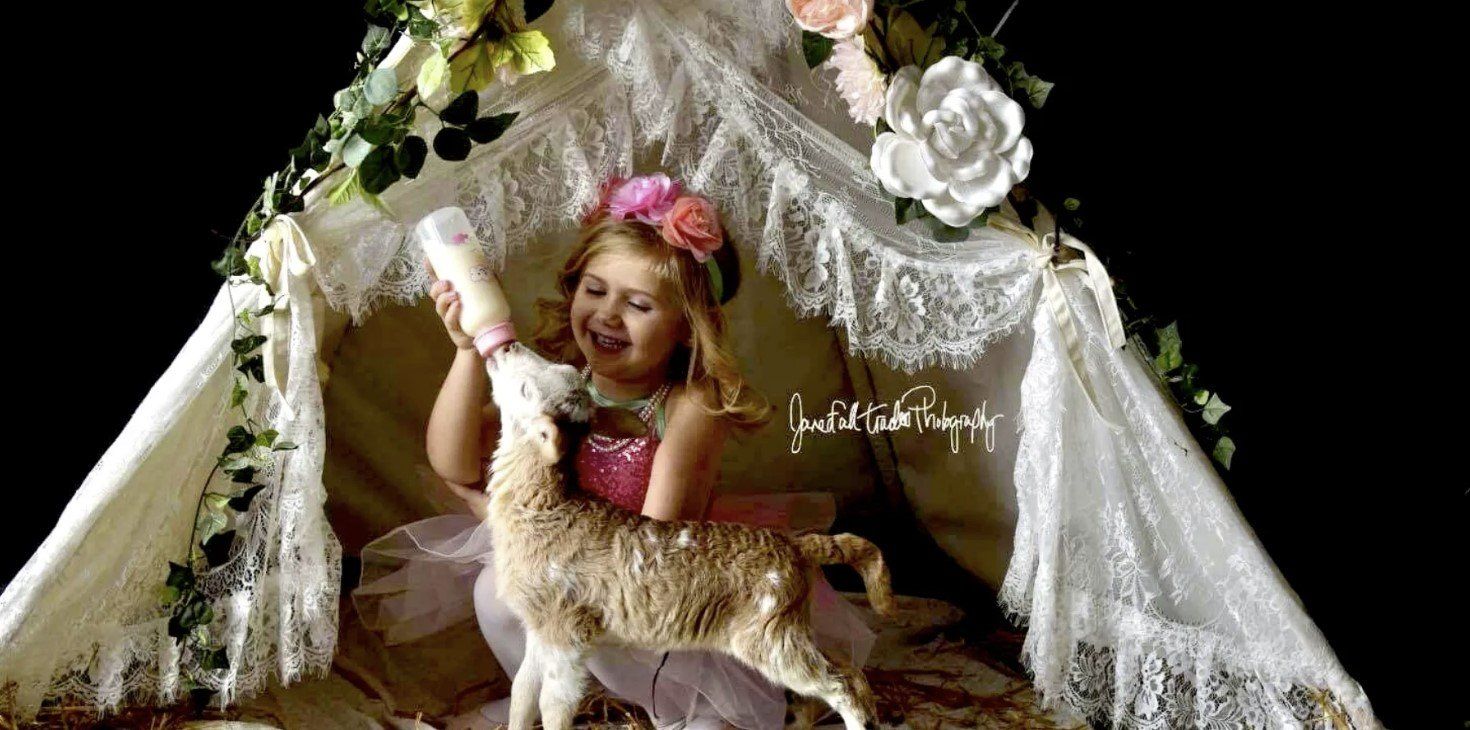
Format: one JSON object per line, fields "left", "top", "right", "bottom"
{"left": 426, "top": 256, "right": 478, "bottom": 352}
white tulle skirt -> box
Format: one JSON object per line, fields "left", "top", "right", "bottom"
{"left": 353, "top": 494, "right": 876, "bottom": 729}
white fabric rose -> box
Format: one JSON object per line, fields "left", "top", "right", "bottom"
{"left": 869, "top": 56, "right": 1033, "bottom": 227}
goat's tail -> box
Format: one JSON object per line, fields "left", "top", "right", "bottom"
{"left": 794, "top": 533, "right": 895, "bottom": 617}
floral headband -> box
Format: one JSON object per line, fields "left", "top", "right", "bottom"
{"left": 585, "top": 173, "right": 727, "bottom": 304}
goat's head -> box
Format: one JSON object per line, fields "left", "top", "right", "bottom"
{"left": 486, "top": 341, "right": 592, "bottom": 442}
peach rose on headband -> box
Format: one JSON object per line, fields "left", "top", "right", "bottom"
{"left": 660, "top": 195, "right": 724, "bottom": 262}
{"left": 785, "top": 0, "right": 872, "bottom": 39}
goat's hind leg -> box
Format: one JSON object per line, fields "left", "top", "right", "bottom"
{"left": 824, "top": 656, "right": 878, "bottom": 730}
{"left": 736, "top": 628, "right": 877, "bottom": 730}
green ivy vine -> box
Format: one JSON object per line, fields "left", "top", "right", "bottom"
{"left": 1053, "top": 198, "right": 1237, "bottom": 470}
{"left": 1121, "top": 298, "right": 1237, "bottom": 469}
{"left": 165, "top": 0, "right": 557, "bottom": 707}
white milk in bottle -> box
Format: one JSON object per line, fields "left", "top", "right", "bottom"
{"left": 415, "top": 207, "right": 516, "bottom": 357}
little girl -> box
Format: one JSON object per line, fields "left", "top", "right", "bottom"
{"left": 354, "top": 173, "right": 875, "bottom": 730}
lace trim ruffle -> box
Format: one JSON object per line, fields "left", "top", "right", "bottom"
{"left": 302, "top": 0, "right": 1042, "bottom": 373}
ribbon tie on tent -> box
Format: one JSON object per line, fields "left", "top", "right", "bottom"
{"left": 245, "top": 215, "right": 324, "bottom": 413}
{"left": 991, "top": 207, "right": 1128, "bottom": 432}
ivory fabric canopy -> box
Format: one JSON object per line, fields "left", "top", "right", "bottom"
{"left": 0, "top": 1, "right": 1379, "bottom": 727}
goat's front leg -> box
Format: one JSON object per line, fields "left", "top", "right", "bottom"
{"left": 537, "top": 641, "right": 590, "bottom": 730}
{"left": 530, "top": 605, "right": 600, "bottom": 730}
{"left": 509, "top": 631, "right": 547, "bottom": 730}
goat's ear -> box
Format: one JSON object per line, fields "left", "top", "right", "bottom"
{"left": 531, "top": 414, "right": 562, "bottom": 462}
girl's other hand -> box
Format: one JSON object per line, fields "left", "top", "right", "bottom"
{"left": 415, "top": 464, "right": 490, "bottom": 521}
{"left": 444, "top": 478, "right": 490, "bottom": 521}
{"left": 427, "top": 256, "right": 476, "bottom": 351}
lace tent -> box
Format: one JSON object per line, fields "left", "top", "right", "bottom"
{"left": 0, "top": 1, "right": 1380, "bottom": 728}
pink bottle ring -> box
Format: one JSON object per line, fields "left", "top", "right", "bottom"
{"left": 473, "top": 321, "right": 518, "bottom": 358}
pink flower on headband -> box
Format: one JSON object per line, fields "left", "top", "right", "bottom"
{"left": 605, "top": 173, "right": 681, "bottom": 226}
{"left": 661, "top": 195, "right": 724, "bottom": 262}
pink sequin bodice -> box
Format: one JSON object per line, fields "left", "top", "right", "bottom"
{"left": 572, "top": 372, "right": 667, "bottom": 513}
{"left": 574, "top": 427, "right": 659, "bottom": 512}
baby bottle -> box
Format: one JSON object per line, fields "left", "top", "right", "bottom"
{"left": 415, "top": 207, "right": 516, "bottom": 357}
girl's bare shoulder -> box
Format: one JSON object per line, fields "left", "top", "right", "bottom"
{"left": 664, "top": 381, "right": 685, "bottom": 417}
{"left": 663, "top": 381, "right": 728, "bottom": 436}
{"left": 664, "top": 382, "right": 696, "bottom": 424}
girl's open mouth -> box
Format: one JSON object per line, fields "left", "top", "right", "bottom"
{"left": 591, "top": 331, "right": 630, "bottom": 354}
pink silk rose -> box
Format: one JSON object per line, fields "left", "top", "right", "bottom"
{"left": 785, "top": 0, "right": 872, "bottom": 39}
{"left": 605, "top": 173, "right": 681, "bottom": 226}
{"left": 660, "top": 195, "right": 724, "bottom": 262}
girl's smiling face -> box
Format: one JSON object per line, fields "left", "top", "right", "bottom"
{"left": 571, "top": 250, "right": 688, "bottom": 385}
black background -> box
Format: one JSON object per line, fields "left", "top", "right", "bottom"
{"left": 5, "top": 2, "right": 1454, "bottom": 726}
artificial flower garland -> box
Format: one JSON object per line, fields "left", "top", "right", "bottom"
{"left": 789, "top": 0, "right": 1050, "bottom": 228}
{"left": 786, "top": 1, "right": 1235, "bottom": 467}
{"left": 588, "top": 173, "right": 728, "bottom": 303}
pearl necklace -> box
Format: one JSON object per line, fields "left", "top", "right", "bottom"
{"left": 581, "top": 365, "right": 670, "bottom": 452}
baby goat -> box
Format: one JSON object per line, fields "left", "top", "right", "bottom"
{"left": 484, "top": 343, "right": 893, "bottom": 730}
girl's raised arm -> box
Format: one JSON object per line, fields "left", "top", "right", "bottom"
{"left": 424, "top": 258, "right": 495, "bottom": 486}
{"left": 426, "top": 347, "right": 492, "bottom": 485}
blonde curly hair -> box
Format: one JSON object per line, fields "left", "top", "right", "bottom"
{"left": 531, "top": 217, "right": 772, "bottom": 433}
